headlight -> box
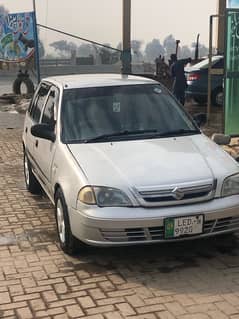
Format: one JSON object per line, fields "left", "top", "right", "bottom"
{"left": 78, "top": 186, "right": 132, "bottom": 207}
{"left": 222, "top": 173, "right": 239, "bottom": 197}
{"left": 78, "top": 186, "right": 96, "bottom": 205}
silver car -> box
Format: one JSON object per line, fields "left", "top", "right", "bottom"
{"left": 22, "top": 74, "right": 239, "bottom": 255}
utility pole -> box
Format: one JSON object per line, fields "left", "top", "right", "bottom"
{"left": 122, "top": 0, "right": 131, "bottom": 74}
{"left": 32, "top": 0, "right": 41, "bottom": 83}
{"left": 194, "top": 34, "right": 200, "bottom": 60}
{"left": 217, "top": 0, "right": 226, "bottom": 54}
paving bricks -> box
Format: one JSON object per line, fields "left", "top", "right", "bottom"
{"left": 115, "top": 302, "right": 136, "bottom": 316}
{"left": 207, "top": 310, "right": 229, "bottom": 319}
{"left": 77, "top": 296, "right": 96, "bottom": 309}
{"left": 1, "top": 125, "right": 239, "bottom": 319}
{"left": 156, "top": 311, "right": 175, "bottom": 319}
{"left": 215, "top": 301, "right": 239, "bottom": 316}
{"left": 65, "top": 304, "right": 84, "bottom": 318}
{"left": 16, "top": 307, "right": 34, "bottom": 319}
{"left": 0, "top": 291, "right": 11, "bottom": 303}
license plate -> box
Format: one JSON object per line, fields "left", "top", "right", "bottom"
{"left": 165, "top": 215, "right": 203, "bottom": 239}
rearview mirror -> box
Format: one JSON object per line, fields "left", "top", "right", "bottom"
{"left": 211, "top": 133, "right": 231, "bottom": 146}
{"left": 31, "top": 123, "right": 56, "bottom": 142}
{"left": 193, "top": 113, "right": 207, "bottom": 128}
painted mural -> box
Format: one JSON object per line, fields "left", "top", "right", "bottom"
{"left": 0, "top": 11, "right": 35, "bottom": 62}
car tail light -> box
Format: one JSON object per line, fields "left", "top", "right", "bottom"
{"left": 188, "top": 73, "right": 200, "bottom": 81}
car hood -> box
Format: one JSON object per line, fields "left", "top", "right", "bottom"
{"left": 67, "top": 134, "right": 238, "bottom": 191}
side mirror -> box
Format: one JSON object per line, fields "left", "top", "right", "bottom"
{"left": 193, "top": 113, "right": 207, "bottom": 128}
{"left": 31, "top": 123, "right": 56, "bottom": 142}
{"left": 211, "top": 133, "right": 231, "bottom": 146}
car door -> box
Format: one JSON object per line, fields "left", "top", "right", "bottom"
{"left": 24, "top": 82, "right": 51, "bottom": 172}
{"left": 32, "top": 85, "right": 59, "bottom": 195}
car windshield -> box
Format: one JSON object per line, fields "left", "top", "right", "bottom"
{"left": 189, "top": 56, "right": 223, "bottom": 70}
{"left": 61, "top": 84, "right": 198, "bottom": 143}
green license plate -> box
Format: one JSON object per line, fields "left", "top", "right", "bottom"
{"left": 165, "top": 215, "right": 203, "bottom": 239}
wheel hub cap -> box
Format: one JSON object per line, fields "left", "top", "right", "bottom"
{"left": 56, "top": 200, "right": 66, "bottom": 244}
{"left": 24, "top": 156, "right": 30, "bottom": 186}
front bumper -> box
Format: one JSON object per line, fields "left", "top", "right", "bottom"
{"left": 69, "top": 195, "right": 239, "bottom": 246}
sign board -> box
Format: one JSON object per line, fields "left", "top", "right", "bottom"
{"left": 227, "top": 0, "right": 239, "bottom": 8}
{"left": 224, "top": 9, "right": 239, "bottom": 135}
{"left": 0, "top": 11, "right": 35, "bottom": 62}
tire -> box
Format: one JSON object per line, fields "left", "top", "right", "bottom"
{"left": 194, "top": 96, "right": 207, "bottom": 105}
{"left": 212, "top": 87, "right": 223, "bottom": 107}
{"left": 23, "top": 150, "right": 41, "bottom": 194}
{"left": 55, "top": 188, "right": 80, "bottom": 255}
{"left": 13, "top": 77, "right": 34, "bottom": 95}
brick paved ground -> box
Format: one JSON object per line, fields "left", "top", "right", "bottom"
{"left": 2, "top": 116, "right": 239, "bottom": 318}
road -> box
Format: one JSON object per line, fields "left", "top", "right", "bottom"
{"left": 0, "top": 112, "right": 239, "bottom": 319}
{"left": 0, "top": 76, "right": 14, "bottom": 95}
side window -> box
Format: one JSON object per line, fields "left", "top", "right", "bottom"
{"left": 28, "top": 86, "right": 39, "bottom": 114}
{"left": 41, "top": 87, "right": 59, "bottom": 126}
{"left": 30, "top": 83, "right": 50, "bottom": 123}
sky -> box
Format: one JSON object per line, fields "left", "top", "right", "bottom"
{"left": 2, "top": 0, "right": 218, "bottom": 49}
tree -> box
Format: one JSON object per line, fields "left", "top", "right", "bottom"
{"left": 38, "top": 39, "right": 45, "bottom": 58}
{"left": 191, "top": 42, "right": 210, "bottom": 58}
{"left": 50, "top": 40, "right": 77, "bottom": 57}
{"left": 163, "top": 34, "right": 177, "bottom": 62}
{"left": 178, "top": 45, "right": 193, "bottom": 59}
{"left": 144, "top": 39, "right": 165, "bottom": 63}
{"left": 98, "top": 44, "right": 114, "bottom": 64}
{"left": 131, "top": 40, "right": 143, "bottom": 62}
{"left": 77, "top": 43, "right": 94, "bottom": 57}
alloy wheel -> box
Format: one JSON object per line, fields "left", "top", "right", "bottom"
{"left": 24, "top": 155, "right": 30, "bottom": 187}
{"left": 56, "top": 199, "right": 66, "bottom": 244}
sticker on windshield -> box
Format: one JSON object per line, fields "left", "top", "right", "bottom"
{"left": 153, "top": 87, "right": 162, "bottom": 94}
{"left": 113, "top": 102, "right": 121, "bottom": 112}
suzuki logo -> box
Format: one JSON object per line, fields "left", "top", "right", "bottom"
{"left": 172, "top": 187, "right": 184, "bottom": 200}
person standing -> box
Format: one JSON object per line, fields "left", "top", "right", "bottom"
{"left": 171, "top": 57, "right": 191, "bottom": 105}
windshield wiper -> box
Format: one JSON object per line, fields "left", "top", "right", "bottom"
{"left": 83, "top": 129, "right": 159, "bottom": 143}
{"left": 157, "top": 129, "right": 200, "bottom": 137}
{"left": 66, "top": 128, "right": 200, "bottom": 144}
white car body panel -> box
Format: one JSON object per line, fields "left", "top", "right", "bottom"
{"left": 22, "top": 74, "right": 239, "bottom": 248}
{"left": 68, "top": 134, "right": 238, "bottom": 197}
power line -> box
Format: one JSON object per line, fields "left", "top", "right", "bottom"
{"left": 37, "top": 24, "right": 122, "bottom": 53}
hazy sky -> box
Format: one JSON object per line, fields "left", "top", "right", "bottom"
{"left": 2, "top": 0, "right": 218, "bottom": 48}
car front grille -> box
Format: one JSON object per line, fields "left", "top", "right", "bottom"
{"left": 100, "top": 226, "right": 164, "bottom": 242}
{"left": 100, "top": 216, "right": 239, "bottom": 243}
{"left": 204, "top": 216, "right": 239, "bottom": 234}
{"left": 136, "top": 181, "right": 216, "bottom": 207}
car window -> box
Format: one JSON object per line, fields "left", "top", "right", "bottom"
{"left": 28, "top": 86, "right": 40, "bottom": 114}
{"left": 61, "top": 84, "right": 196, "bottom": 143}
{"left": 41, "top": 87, "right": 59, "bottom": 126}
{"left": 30, "top": 83, "right": 50, "bottom": 123}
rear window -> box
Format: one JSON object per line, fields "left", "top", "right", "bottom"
{"left": 191, "top": 56, "right": 224, "bottom": 70}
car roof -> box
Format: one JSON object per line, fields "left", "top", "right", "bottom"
{"left": 43, "top": 73, "right": 157, "bottom": 90}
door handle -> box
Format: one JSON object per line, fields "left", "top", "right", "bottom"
{"left": 35, "top": 140, "right": 38, "bottom": 148}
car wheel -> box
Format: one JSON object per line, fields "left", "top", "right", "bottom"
{"left": 13, "top": 77, "right": 35, "bottom": 95}
{"left": 212, "top": 87, "right": 223, "bottom": 107}
{"left": 55, "top": 188, "right": 81, "bottom": 255}
{"left": 24, "top": 150, "right": 41, "bottom": 194}
{"left": 194, "top": 96, "right": 207, "bottom": 105}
